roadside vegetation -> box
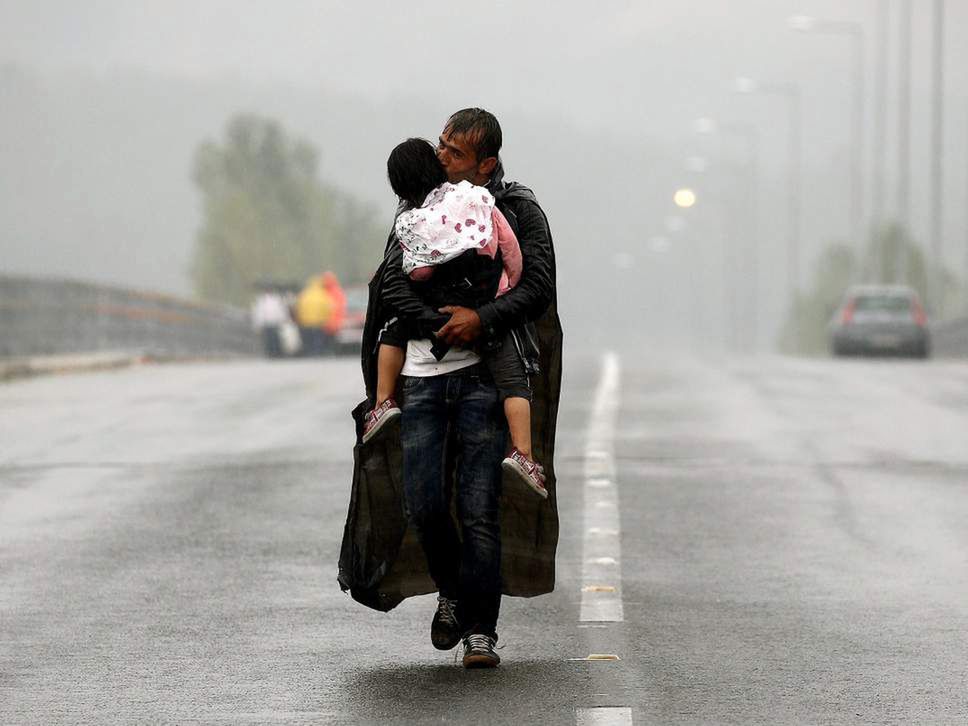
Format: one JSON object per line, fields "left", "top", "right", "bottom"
{"left": 191, "top": 114, "right": 383, "bottom": 306}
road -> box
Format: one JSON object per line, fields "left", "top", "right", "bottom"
{"left": 2, "top": 353, "right": 967, "bottom": 724}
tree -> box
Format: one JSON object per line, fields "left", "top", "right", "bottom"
{"left": 860, "top": 222, "right": 927, "bottom": 297}
{"left": 191, "top": 114, "right": 383, "bottom": 305}
{"left": 778, "top": 243, "right": 856, "bottom": 355}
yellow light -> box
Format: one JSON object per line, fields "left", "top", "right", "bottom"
{"left": 673, "top": 188, "right": 696, "bottom": 208}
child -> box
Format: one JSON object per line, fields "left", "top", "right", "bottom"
{"left": 362, "top": 138, "right": 546, "bottom": 499}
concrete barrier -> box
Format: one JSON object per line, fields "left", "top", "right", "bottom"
{"left": 0, "top": 275, "right": 258, "bottom": 359}
{"left": 932, "top": 317, "right": 968, "bottom": 358}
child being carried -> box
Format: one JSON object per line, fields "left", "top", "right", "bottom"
{"left": 362, "top": 138, "right": 546, "bottom": 499}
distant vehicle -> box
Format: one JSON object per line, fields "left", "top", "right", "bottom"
{"left": 335, "top": 285, "right": 368, "bottom": 355}
{"left": 829, "top": 285, "right": 930, "bottom": 358}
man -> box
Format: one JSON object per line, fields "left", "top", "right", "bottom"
{"left": 250, "top": 283, "right": 288, "bottom": 358}
{"left": 338, "top": 108, "right": 563, "bottom": 669}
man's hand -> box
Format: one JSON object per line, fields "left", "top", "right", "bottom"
{"left": 436, "top": 306, "right": 482, "bottom": 345}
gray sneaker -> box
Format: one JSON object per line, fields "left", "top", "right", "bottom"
{"left": 461, "top": 633, "right": 500, "bottom": 668}
{"left": 431, "top": 596, "right": 461, "bottom": 650}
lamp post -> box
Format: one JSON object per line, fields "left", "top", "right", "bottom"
{"left": 788, "top": 15, "right": 865, "bottom": 261}
{"left": 693, "top": 118, "right": 761, "bottom": 352}
{"left": 897, "top": 0, "right": 912, "bottom": 284}
{"left": 734, "top": 77, "right": 802, "bottom": 309}
{"left": 872, "top": 1, "right": 888, "bottom": 239}
{"left": 662, "top": 187, "right": 702, "bottom": 351}
{"left": 929, "top": 0, "right": 944, "bottom": 318}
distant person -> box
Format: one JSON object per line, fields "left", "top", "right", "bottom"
{"left": 362, "top": 138, "right": 545, "bottom": 498}
{"left": 250, "top": 286, "right": 289, "bottom": 358}
{"left": 295, "top": 276, "right": 334, "bottom": 356}
{"left": 320, "top": 271, "right": 347, "bottom": 353}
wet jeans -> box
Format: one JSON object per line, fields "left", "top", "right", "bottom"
{"left": 400, "top": 369, "right": 506, "bottom": 638}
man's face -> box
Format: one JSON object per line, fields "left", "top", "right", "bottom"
{"left": 437, "top": 129, "right": 492, "bottom": 185}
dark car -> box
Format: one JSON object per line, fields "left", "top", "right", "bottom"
{"left": 829, "top": 285, "right": 930, "bottom": 358}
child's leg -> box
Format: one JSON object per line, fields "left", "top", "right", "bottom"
{"left": 483, "top": 333, "right": 536, "bottom": 458}
{"left": 376, "top": 343, "right": 405, "bottom": 406}
{"left": 504, "top": 396, "right": 532, "bottom": 459}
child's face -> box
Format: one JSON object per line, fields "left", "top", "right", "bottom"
{"left": 436, "top": 130, "right": 487, "bottom": 185}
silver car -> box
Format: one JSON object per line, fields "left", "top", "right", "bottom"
{"left": 829, "top": 285, "right": 930, "bottom": 358}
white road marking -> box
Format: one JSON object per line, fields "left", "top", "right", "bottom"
{"left": 575, "top": 355, "right": 632, "bottom": 725}
{"left": 576, "top": 707, "right": 634, "bottom": 726}
{"left": 581, "top": 352, "right": 623, "bottom": 623}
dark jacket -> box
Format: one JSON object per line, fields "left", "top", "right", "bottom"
{"left": 337, "top": 164, "right": 563, "bottom": 612}
{"left": 405, "top": 248, "right": 505, "bottom": 361}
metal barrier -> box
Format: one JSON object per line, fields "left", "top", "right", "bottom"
{"left": 0, "top": 275, "right": 257, "bottom": 358}
{"left": 933, "top": 317, "right": 968, "bottom": 358}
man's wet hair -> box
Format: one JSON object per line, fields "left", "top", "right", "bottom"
{"left": 387, "top": 138, "right": 447, "bottom": 207}
{"left": 444, "top": 108, "right": 502, "bottom": 162}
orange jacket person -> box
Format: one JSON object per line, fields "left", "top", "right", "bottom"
{"left": 320, "top": 271, "right": 347, "bottom": 335}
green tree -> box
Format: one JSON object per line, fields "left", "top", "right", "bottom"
{"left": 778, "top": 243, "right": 856, "bottom": 355}
{"left": 861, "top": 222, "right": 962, "bottom": 315}
{"left": 191, "top": 113, "right": 383, "bottom": 305}
{"left": 860, "top": 222, "right": 928, "bottom": 296}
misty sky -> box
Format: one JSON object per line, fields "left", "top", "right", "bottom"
{"left": 2, "top": 0, "right": 968, "bottom": 345}
{"left": 4, "top": 1, "right": 967, "bottom": 137}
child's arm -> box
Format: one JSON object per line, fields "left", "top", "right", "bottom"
{"left": 492, "top": 207, "right": 522, "bottom": 291}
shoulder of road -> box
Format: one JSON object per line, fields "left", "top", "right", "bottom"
{"left": 1, "top": 351, "right": 155, "bottom": 382}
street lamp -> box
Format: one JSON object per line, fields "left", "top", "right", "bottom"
{"left": 929, "top": 0, "right": 945, "bottom": 317}
{"left": 871, "top": 0, "right": 888, "bottom": 272}
{"left": 673, "top": 188, "right": 697, "bottom": 208}
{"left": 693, "top": 117, "right": 761, "bottom": 352}
{"left": 897, "top": 0, "right": 912, "bottom": 281}
{"left": 787, "top": 14, "right": 817, "bottom": 32}
{"left": 685, "top": 155, "right": 708, "bottom": 173}
{"left": 788, "top": 14, "right": 865, "bottom": 258}
{"left": 733, "top": 76, "right": 802, "bottom": 304}
{"left": 734, "top": 77, "right": 758, "bottom": 95}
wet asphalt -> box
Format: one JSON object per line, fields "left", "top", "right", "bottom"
{"left": 1, "top": 352, "right": 967, "bottom": 724}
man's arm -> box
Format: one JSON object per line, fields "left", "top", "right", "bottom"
{"left": 475, "top": 199, "right": 554, "bottom": 338}
{"left": 381, "top": 243, "right": 447, "bottom": 339}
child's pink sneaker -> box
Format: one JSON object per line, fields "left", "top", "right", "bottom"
{"left": 502, "top": 448, "right": 548, "bottom": 499}
{"left": 362, "top": 398, "right": 401, "bottom": 444}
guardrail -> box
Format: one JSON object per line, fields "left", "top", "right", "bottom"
{"left": 933, "top": 317, "right": 968, "bottom": 358}
{"left": 0, "top": 275, "right": 258, "bottom": 358}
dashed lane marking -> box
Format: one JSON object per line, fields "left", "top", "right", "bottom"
{"left": 576, "top": 707, "right": 634, "bottom": 726}
{"left": 575, "top": 353, "right": 631, "bottom": 725}
{"left": 580, "top": 351, "right": 623, "bottom": 623}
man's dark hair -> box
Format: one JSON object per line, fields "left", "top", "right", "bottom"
{"left": 386, "top": 138, "right": 447, "bottom": 207}
{"left": 444, "top": 108, "right": 502, "bottom": 162}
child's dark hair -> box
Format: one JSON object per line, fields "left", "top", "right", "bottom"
{"left": 387, "top": 138, "right": 446, "bottom": 207}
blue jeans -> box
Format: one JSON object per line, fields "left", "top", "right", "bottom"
{"left": 400, "top": 369, "right": 507, "bottom": 638}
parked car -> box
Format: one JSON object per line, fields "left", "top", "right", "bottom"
{"left": 829, "top": 285, "right": 930, "bottom": 358}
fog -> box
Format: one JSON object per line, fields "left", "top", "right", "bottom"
{"left": 3, "top": 0, "right": 968, "bottom": 351}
